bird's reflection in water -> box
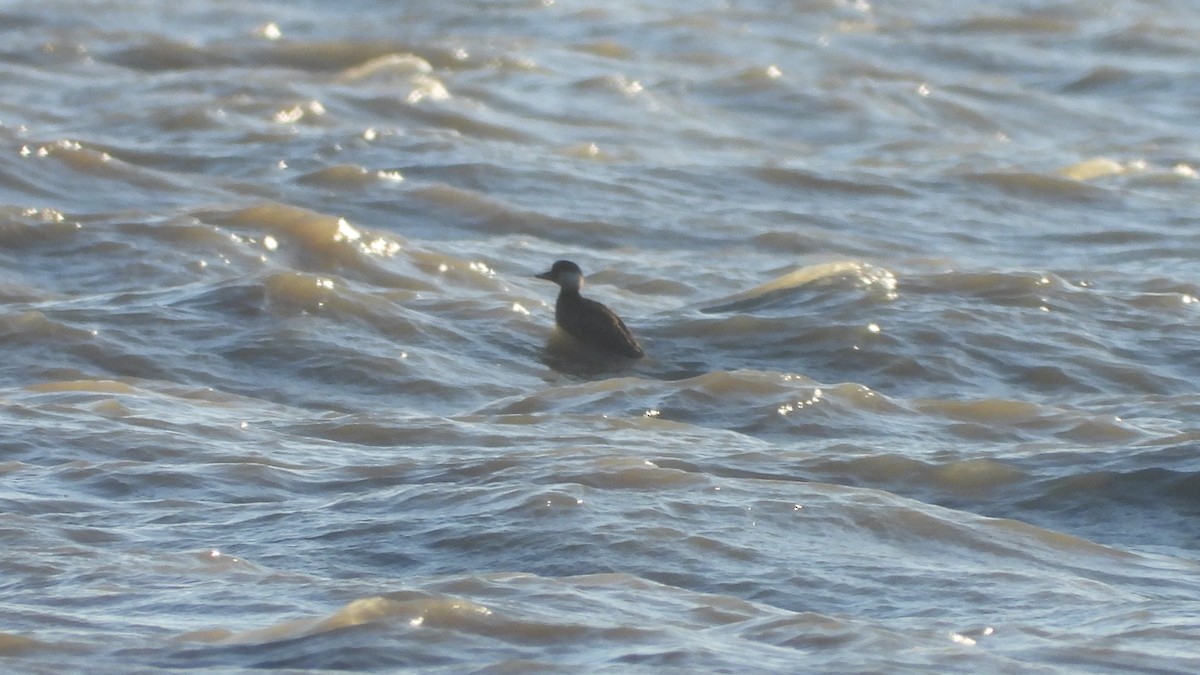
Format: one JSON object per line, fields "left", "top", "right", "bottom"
{"left": 540, "top": 330, "right": 643, "bottom": 377}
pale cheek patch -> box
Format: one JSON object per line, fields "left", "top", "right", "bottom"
{"left": 561, "top": 271, "right": 583, "bottom": 290}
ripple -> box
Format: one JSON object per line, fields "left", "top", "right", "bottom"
{"left": 3, "top": 1, "right": 1200, "bottom": 672}
{"left": 962, "top": 171, "right": 1110, "bottom": 201}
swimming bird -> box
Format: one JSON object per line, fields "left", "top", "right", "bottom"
{"left": 535, "top": 260, "right": 644, "bottom": 359}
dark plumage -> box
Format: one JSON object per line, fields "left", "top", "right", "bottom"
{"left": 535, "top": 260, "right": 644, "bottom": 359}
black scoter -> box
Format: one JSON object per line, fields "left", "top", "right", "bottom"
{"left": 535, "top": 260, "right": 644, "bottom": 359}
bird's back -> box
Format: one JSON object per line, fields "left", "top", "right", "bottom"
{"left": 556, "top": 292, "right": 644, "bottom": 359}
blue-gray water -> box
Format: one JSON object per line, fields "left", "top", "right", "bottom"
{"left": 2, "top": 1, "right": 1199, "bottom": 672}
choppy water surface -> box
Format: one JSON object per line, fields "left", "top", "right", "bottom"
{"left": 2, "top": 0, "right": 1199, "bottom": 671}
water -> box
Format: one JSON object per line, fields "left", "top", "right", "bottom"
{"left": 2, "top": 0, "right": 1199, "bottom": 671}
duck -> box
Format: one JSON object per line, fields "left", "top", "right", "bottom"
{"left": 535, "top": 260, "right": 644, "bottom": 359}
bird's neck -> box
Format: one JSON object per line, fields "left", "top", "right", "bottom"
{"left": 556, "top": 288, "right": 583, "bottom": 314}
